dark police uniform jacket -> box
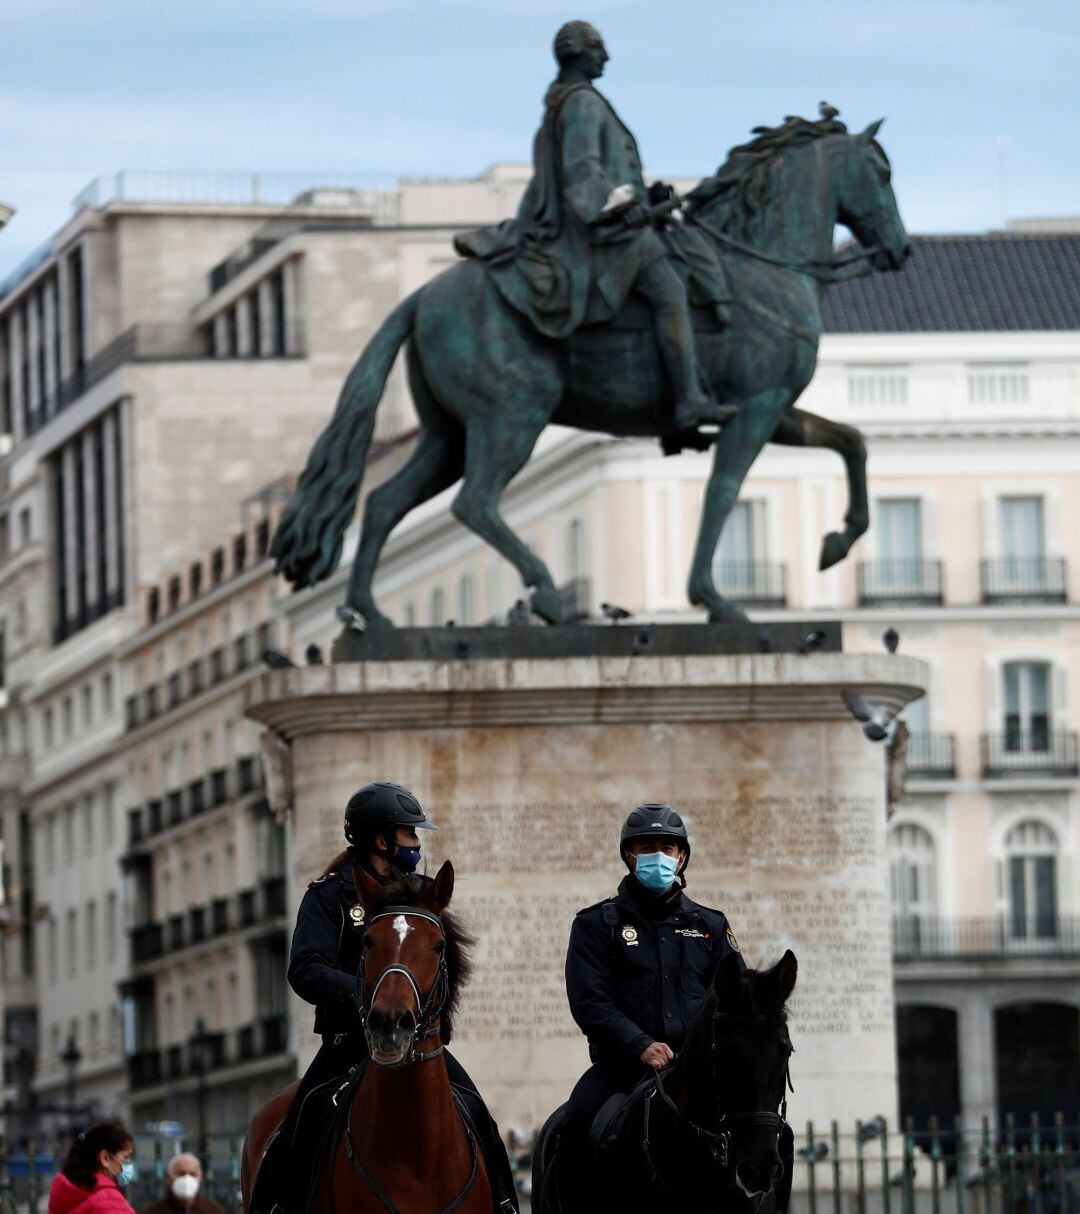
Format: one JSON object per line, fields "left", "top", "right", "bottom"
{"left": 566, "top": 876, "right": 745, "bottom": 1068}
{"left": 287, "top": 865, "right": 369, "bottom": 1039}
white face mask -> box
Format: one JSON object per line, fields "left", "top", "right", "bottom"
{"left": 171, "top": 1175, "right": 200, "bottom": 1201}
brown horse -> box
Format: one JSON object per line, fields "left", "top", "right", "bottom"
{"left": 241, "top": 862, "right": 492, "bottom": 1214}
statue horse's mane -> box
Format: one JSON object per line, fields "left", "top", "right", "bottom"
{"left": 684, "top": 112, "right": 852, "bottom": 244}
{"left": 368, "top": 871, "right": 475, "bottom": 1042}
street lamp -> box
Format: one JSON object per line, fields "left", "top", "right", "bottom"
{"left": 59, "top": 1035, "right": 82, "bottom": 1133}
{"left": 187, "top": 1018, "right": 211, "bottom": 1164}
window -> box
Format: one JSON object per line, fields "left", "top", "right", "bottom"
{"left": 101, "top": 672, "right": 114, "bottom": 714}
{"left": 43, "top": 706, "right": 54, "bottom": 749}
{"left": 1004, "top": 820, "right": 1058, "bottom": 939}
{"left": 564, "top": 517, "right": 586, "bottom": 582}
{"left": 47, "top": 915, "right": 58, "bottom": 982}
{"left": 456, "top": 574, "right": 475, "bottom": 626}
{"left": 86, "top": 900, "right": 97, "bottom": 969}
{"left": 89, "top": 1010, "right": 100, "bottom": 1054}
{"left": 877, "top": 498, "right": 922, "bottom": 564}
{"left": 81, "top": 683, "right": 93, "bottom": 726}
{"left": 103, "top": 784, "right": 116, "bottom": 846}
{"left": 402, "top": 601, "right": 416, "bottom": 628}
{"left": 65, "top": 908, "right": 76, "bottom": 977}
{"left": 968, "top": 365, "right": 1029, "bottom": 405}
{"left": 714, "top": 500, "right": 765, "bottom": 594}
{"left": 63, "top": 805, "right": 75, "bottom": 860}
{"left": 45, "top": 816, "right": 56, "bottom": 874}
{"left": 848, "top": 368, "right": 908, "bottom": 406}
{"left": 889, "top": 823, "right": 937, "bottom": 930}
{"left": 1002, "top": 661, "right": 1051, "bottom": 752}
{"left": 62, "top": 695, "right": 73, "bottom": 738}
{"left": 82, "top": 794, "right": 94, "bottom": 850}
{"left": 19, "top": 507, "right": 30, "bottom": 546}
{"left": 249, "top": 290, "right": 262, "bottom": 357}
{"left": 998, "top": 495, "right": 1046, "bottom": 586}
{"left": 429, "top": 586, "right": 445, "bottom": 627}
{"left": 105, "top": 892, "right": 117, "bottom": 963}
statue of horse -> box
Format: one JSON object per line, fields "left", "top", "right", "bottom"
{"left": 271, "top": 112, "right": 910, "bottom": 624}
{"left": 241, "top": 863, "right": 498, "bottom": 1214}
{"left": 531, "top": 949, "right": 798, "bottom": 1214}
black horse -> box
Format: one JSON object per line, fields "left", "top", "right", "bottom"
{"left": 532, "top": 949, "right": 798, "bottom": 1214}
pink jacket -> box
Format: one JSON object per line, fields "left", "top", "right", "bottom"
{"left": 49, "top": 1172, "right": 134, "bottom": 1214}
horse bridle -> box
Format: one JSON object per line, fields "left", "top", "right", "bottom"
{"left": 355, "top": 906, "right": 450, "bottom": 1067}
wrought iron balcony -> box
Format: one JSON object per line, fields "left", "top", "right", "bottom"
{"left": 131, "top": 922, "right": 164, "bottom": 964}
{"left": 713, "top": 561, "right": 787, "bottom": 607}
{"left": 127, "top": 1049, "right": 162, "bottom": 1090}
{"left": 166, "top": 914, "right": 185, "bottom": 952}
{"left": 211, "top": 897, "right": 230, "bottom": 935}
{"left": 857, "top": 558, "right": 943, "bottom": 606}
{"left": 189, "top": 906, "right": 207, "bottom": 944}
{"left": 981, "top": 730, "right": 1078, "bottom": 778}
{"left": 980, "top": 556, "right": 1067, "bottom": 604}
{"left": 905, "top": 732, "right": 956, "bottom": 780}
{"left": 210, "top": 767, "right": 229, "bottom": 806}
{"left": 557, "top": 577, "right": 590, "bottom": 623}
{"left": 166, "top": 790, "right": 183, "bottom": 826}
{"left": 892, "top": 914, "right": 1080, "bottom": 961}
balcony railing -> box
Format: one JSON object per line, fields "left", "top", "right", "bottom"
{"left": 211, "top": 897, "right": 230, "bottom": 935}
{"left": 857, "top": 559, "right": 943, "bottom": 606}
{"left": 166, "top": 914, "right": 185, "bottom": 952}
{"left": 210, "top": 647, "right": 227, "bottom": 685}
{"left": 167, "top": 672, "right": 183, "bottom": 709}
{"left": 238, "top": 889, "right": 257, "bottom": 927}
{"left": 131, "top": 922, "right": 164, "bottom": 964}
{"left": 892, "top": 914, "right": 1080, "bottom": 961}
{"left": 905, "top": 732, "right": 956, "bottom": 780}
{"left": 261, "top": 876, "right": 287, "bottom": 918}
{"left": 980, "top": 556, "right": 1067, "bottom": 604}
{"left": 211, "top": 767, "right": 229, "bottom": 806}
{"left": 558, "top": 577, "right": 590, "bottom": 623}
{"left": 127, "top": 1049, "right": 162, "bottom": 1090}
{"left": 713, "top": 561, "right": 787, "bottom": 607}
{"left": 981, "top": 730, "right": 1079, "bottom": 778}
{"left": 189, "top": 778, "right": 206, "bottom": 815}
{"left": 166, "top": 790, "right": 183, "bottom": 826}
{"left": 188, "top": 658, "right": 205, "bottom": 697}
{"left": 237, "top": 755, "right": 257, "bottom": 795}
{"left": 189, "top": 906, "right": 207, "bottom": 944}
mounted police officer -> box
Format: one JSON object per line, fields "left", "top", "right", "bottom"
{"left": 248, "top": 781, "right": 518, "bottom": 1214}
{"left": 562, "top": 802, "right": 794, "bottom": 1208}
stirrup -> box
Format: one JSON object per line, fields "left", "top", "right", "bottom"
{"left": 498, "top": 1200, "right": 516, "bottom": 1213}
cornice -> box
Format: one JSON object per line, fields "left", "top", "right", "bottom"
{"left": 246, "top": 651, "right": 927, "bottom": 738}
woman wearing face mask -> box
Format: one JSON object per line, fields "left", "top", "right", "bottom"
{"left": 49, "top": 1122, "right": 137, "bottom": 1214}
{"left": 560, "top": 804, "right": 777, "bottom": 1207}
{"left": 248, "top": 781, "right": 519, "bottom": 1214}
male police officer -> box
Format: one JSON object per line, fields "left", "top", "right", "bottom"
{"left": 563, "top": 803, "right": 793, "bottom": 1207}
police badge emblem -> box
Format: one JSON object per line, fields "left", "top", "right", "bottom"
{"left": 349, "top": 904, "right": 366, "bottom": 927}
{"left": 725, "top": 926, "right": 740, "bottom": 952}
{"left": 621, "top": 925, "right": 639, "bottom": 947}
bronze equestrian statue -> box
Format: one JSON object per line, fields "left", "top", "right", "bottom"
{"left": 271, "top": 22, "right": 912, "bottom": 626}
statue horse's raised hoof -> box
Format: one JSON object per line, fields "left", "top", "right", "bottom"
{"left": 818, "top": 530, "right": 851, "bottom": 571}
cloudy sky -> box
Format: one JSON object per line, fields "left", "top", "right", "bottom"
{"left": 1, "top": 0, "right": 1077, "bottom": 279}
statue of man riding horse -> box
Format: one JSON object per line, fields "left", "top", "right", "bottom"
{"left": 270, "top": 18, "right": 911, "bottom": 628}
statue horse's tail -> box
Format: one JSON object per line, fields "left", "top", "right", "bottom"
{"left": 271, "top": 291, "right": 420, "bottom": 588}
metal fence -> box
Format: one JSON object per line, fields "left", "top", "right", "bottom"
{"left": 4, "top": 1117, "right": 1079, "bottom": 1214}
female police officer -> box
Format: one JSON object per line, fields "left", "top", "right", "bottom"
{"left": 562, "top": 802, "right": 794, "bottom": 1209}
{"left": 249, "top": 780, "right": 518, "bottom": 1214}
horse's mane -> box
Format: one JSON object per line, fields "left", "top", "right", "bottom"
{"left": 683, "top": 112, "right": 849, "bottom": 244}
{"left": 365, "top": 871, "right": 475, "bottom": 1043}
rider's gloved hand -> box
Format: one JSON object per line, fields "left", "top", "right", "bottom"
{"left": 639, "top": 1042, "right": 675, "bottom": 1069}
{"left": 622, "top": 202, "right": 651, "bottom": 229}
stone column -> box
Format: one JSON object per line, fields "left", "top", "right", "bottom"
{"left": 81, "top": 429, "right": 100, "bottom": 611}
{"left": 61, "top": 442, "right": 80, "bottom": 627}
{"left": 101, "top": 409, "right": 121, "bottom": 603}
{"left": 956, "top": 993, "right": 997, "bottom": 1138}
{"left": 249, "top": 648, "right": 925, "bottom": 1133}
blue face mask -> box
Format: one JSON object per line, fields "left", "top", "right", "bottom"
{"left": 393, "top": 844, "right": 422, "bottom": 873}
{"left": 112, "top": 1160, "right": 136, "bottom": 1187}
{"left": 634, "top": 851, "right": 679, "bottom": 892}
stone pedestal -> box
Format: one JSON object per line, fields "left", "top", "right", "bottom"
{"left": 247, "top": 644, "right": 924, "bottom": 1137}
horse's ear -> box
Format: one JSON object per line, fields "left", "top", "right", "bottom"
{"left": 713, "top": 950, "right": 743, "bottom": 1006}
{"left": 859, "top": 118, "right": 884, "bottom": 144}
{"left": 354, "top": 864, "right": 385, "bottom": 912}
{"left": 432, "top": 860, "right": 454, "bottom": 913}
{"left": 771, "top": 949, "right": 798, "bottom": 1002}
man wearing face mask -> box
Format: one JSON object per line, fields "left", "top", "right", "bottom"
{"left": 560, "top": 803, "right": 747, "bottom": 1192}
{"left": 138, "top": 1154, "right": 223, "bottom": 1214}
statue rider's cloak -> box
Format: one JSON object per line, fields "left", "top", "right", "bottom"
{"left": 455, "top": 81, "right": 729, "bottom": 340}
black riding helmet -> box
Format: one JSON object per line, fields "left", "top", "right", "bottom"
{"left": 343, "top": 781, "right": 438, "bottom": 846}
{"left": 620, "top": 802, "right": 691, "bottom": 863}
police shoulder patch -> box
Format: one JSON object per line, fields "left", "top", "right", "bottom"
{"left": 725, "top": 926, "right": 740, "bottom": 953}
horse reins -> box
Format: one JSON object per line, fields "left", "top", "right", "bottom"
{"left": 344, "top": 904, "right": 481, "bottom": 1214}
